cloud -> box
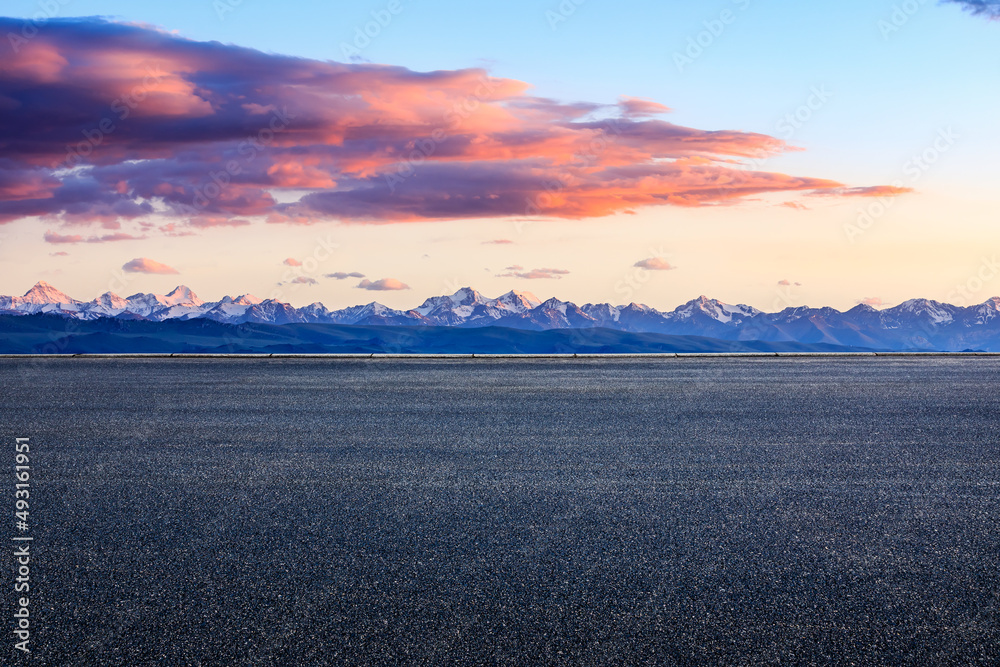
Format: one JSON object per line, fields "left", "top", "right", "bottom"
{"left": 496, "top": 267, "right": 570, "bottom": 280}
{"left": 943, "top": 0, "right": 1000, "bottom": 18}
{"left": 778, "top": 280, "right": 803, "bottom": 287}
{"left": 483, "top": 239, "right": 514, "bottom": 245}
{"left": 50, "top": 251, "right": 69, "bottom": 256}
{"left": 44, "top": 230, "right": 143, "bottom": 244}
{"left": 634, "top": 257, "right": 675, "bottom": 271}
{"left": 811, "top": 185, "right": 914, "bottom": 198}
{"left": 0, "top": 17, "right": 903, "bottom": 229}
{"left": 160, "top": 223, "right": 196, "bottom": 237}
{"left": 357, "top": 278, "right": 410, "bottom": 291}
{"left": 859, "top": 297, "right": 885, "bottom": 307}
{"left": 188, "top": 217, "right": 251, "bottom": 228}
{"left": 283, "top": 258, "right": 302, "bottom": 266}
{"left": 326, "top": 271, "right": 366, "bottom": 280}
{"left": 122, "top": 257, "right": 179, "bottom": 274}
{"left": 618, "top": 96, "right": 672, "bottom": 118}
{"left": 290, "top": 277, "right": 317, "bottom": 285}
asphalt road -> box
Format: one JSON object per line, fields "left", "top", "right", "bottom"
{"left": 2, "top": 358, "right": 999, "bottom": 665}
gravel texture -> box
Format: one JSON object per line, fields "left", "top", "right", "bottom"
{"left": 2, "top": 357, "right": 999, "bottom": 665}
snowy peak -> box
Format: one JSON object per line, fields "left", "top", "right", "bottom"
{"left": 674, "top": 296, "right": 758, "bottom": 324}
{"left": 539, "top": 297, "right": 569, "bottom": 314}
{"left": 163, "top": 285, "right": 203, "bottom": 307}
{"left": 21, "top": 281, "right": 77, "bottom": 305}
{"left": 490, "top": 290, "right": 542, "bottom": 313}
{"left": 966, "top": 297, "right": 1000, "bottom": 324}
{"left": 890, "top": 299, "right": 956, "bottom": 324}
{"left": 92, "top": 292, "right": 128, "bottom": 309}
{"left": 447, "top": 287, "right": 485, "bottom": 306}
{"left": 415, "top": 287, "right": 486, "bottom": 316}
{"left": 414, "top": 288, "right": 543, "bottom": 324}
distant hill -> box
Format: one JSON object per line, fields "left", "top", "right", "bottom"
{"left": 0, "top": 315, "right": 877, "bottom": 355}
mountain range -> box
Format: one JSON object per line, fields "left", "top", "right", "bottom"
{"left": 3, "top": 281, "right": 1000, "bottom": 351}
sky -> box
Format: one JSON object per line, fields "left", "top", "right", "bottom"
{"left": 0, "top": 0, "right": 997, "bottom": 311}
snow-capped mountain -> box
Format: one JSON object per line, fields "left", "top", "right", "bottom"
{"left": 415, "top": 288, "right": 487, "bottom": 325}
{"left": 0, "top": 281, "right": 81, "bottom": 315}
{"left": 19, "top": 281, "right": 78, "bottom": 306}
{"left": 6, "top": 282, "right": 1000, "bottom": 350}
{"left": 490, "top": 290, "right": 542, "bottom": 313}
{"left": 413, "top": 288, "right": 542, "bottom": 326}
{"left": 672, "top": 296, "right": 761, "bottom": 325}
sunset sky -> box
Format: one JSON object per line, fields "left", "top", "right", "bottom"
{"left": 0, "top": 0, "right": 997, "bottom": 311}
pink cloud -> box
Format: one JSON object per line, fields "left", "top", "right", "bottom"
{"left": 161, "top": 223, "right": 196, "bottom": 237}
{"left": 483, "top": 239, "right": 514, "bottom": 245}
{"left": 188, "top": 217, "right": 252, "bottom": 228}
{"left": 122, "top": 257, "right": 179, "bottom": 274}
{"left": 618, "top": 96, "right": 672, "bottom": 118}
{"left": 44, "top": 230, "right": 143, "bottom": 244}
{"left": 0, "top": 17, "right": 904, "bottom": 229}
{"left": 496, "top": 267, "right": 570, "bottom": 280}
{"left": 283, "top": 258, "right": 303, "bottom": 266}
{"left": 634, "top": 258, "right": 675, "bottom": 271}
{"left": 812, "top": 185, "right": 914, "bottom": 198}
{"left": 357, "top": 278, "right": 410, "bottom": 291}
{"left": 859, "top": 297, "right": 885, "bottom": 307}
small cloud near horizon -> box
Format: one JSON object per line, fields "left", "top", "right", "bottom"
{"left": 283, "top": 258, "right": 302, "bottom": 266}
{"left": 50, "top": 251, "right": 69, "bottom": 256}
{"left": 810, "top": 185, "right": 914, "bottom": 198}
{"left": 357, "top": 278, "right": 410, "bottom": 291}
{"left": 483, "top": 239, "right": 514, "bottom": 245}
{"left": 778, "top": 280, "right": 803, "bottom": 287}
{"left": 859, "top": 297, "right": 885, "bottom": 307}
{"left": 122, "top": 258, "right": 179, "bottom": 275}
{"left": 45, "top": 231, "right": 143, "bottom": 244}
{"left": 326, "top": 272, "right": 366, "bottom": 280}
{"left": 290, "top": 277, "right": 317, "bottom": 286}
{"left": 634, "top": 258, "right": 675, "bottom": 271}
{"left": 496, "top": 267, "right": 570, "bottom": 280}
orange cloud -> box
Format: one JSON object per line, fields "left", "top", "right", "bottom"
{"left": 357, "top": 278, "right": 410, "bottom": 291}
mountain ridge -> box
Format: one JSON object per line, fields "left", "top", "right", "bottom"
{"left": 3, "top": 282, "right": 1000, "bottom": 351}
